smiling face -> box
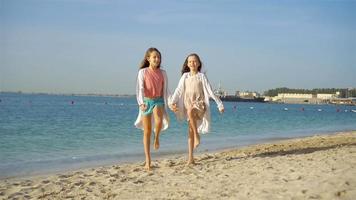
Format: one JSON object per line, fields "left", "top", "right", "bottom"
{"left": 187, "top": 55, "right": 200, "bottom": 73}
{"left": 147, "top": 51, "right": 161, "bottom": 69}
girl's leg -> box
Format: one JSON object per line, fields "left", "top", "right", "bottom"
{"left": 187, "top": 124, "right": 195, "bottom": 165}
{"left": 152, "top": 106, "right": 164, "bottom": 150}
{"left": 142, "top": 114, "right": 152, "bottom": 170}
{"left": 187, "top": 108, "right": 200, "bottom": 149}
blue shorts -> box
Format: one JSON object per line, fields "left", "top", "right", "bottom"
{"left": 142, "top": 97, "right": 164, "bottom": 115}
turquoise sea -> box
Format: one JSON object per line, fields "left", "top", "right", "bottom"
{"left": 1, "top": 93, "right": 356, "bottom": 178}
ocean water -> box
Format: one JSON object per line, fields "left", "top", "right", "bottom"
{"left": 1, "top": 93, "right": 355, "bottom": 178}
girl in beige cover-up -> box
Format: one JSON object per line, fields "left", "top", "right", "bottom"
{"left": 169, "top": 53, "right": 224, "bottom": 165}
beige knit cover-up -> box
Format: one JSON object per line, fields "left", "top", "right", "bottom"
{"left": 184, "top": 74, "right": 206, "bottom": 120}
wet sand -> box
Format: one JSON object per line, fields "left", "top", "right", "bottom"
{"left": 1, "top": 131, "right": 355, "bottom": 199}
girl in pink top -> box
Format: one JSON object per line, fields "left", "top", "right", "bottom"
{"left": 134, "top": 47, "right": 170, "bottom": 171}
{"left": 143, "top": 67, "right": 164, "bottom": 98}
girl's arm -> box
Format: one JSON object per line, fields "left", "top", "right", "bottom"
{"left": 169, "top": 74, "right": 186, "bottom": 105}
{"left": 136, "top": 69, "right": 145, "bottom": 106}
{"left": 202, "top": 73, "right": 224, "bottom": 111}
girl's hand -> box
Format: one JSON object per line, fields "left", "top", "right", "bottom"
{"left": 169, "top": 104, "right": 178, "bottom": 112}
{"left": 219, "top": 108, "right": 224, "bottom": 114}
{"left": 140, "top": 104, "right": 147, "bottom": 111}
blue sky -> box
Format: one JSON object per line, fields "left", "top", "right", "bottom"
{"left": 1, "top": 0, "right": 355, "bottom": 94}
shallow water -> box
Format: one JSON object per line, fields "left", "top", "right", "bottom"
{"left": 1, "top": 93, "right": 355, "bottom": 178}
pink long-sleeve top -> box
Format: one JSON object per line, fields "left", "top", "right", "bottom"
{"left": 135, "top": 67, "right": 170, "bottom": 131}
{"left": 143, "top": 68, "right": 164, "bottom": 98}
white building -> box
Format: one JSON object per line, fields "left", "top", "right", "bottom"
{"left": 277, "top": 93, "right": 313, "bottom": 99}
{"left": 273, "top": 92, "right": 339, "bottom": 104}
{"left": 317, "top": 93, "right": 338, "bottom": 100}
{"left": 236, "top": 91, "right": 259, "bottom": 98}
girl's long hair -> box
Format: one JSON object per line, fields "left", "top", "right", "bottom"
{"left": 140, "top": 47, "right": 161, "bottom": 69}
{"left": 181, "top": 53, "right": 202, "bottom": 75}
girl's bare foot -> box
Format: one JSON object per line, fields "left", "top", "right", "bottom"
{"left": 144, "top": 164, "right": 151, "bottom": 171}
{"left": 186, "top": 160, "right": 196, "bottom": 166}
{"left": 153, "top": 136, "right": 160, "bottom": 150}
{"left": 144, "top": 161, "right": 151, "bottom": 171}
{"left": 194, "top": 134, "right": 200, "bottom": 149}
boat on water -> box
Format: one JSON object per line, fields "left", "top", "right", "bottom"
{"left": 214, "top": 82, "right": 266, "bottom": 103}
{"left": 219, "top": 95, "right": 266, "bottom": 103}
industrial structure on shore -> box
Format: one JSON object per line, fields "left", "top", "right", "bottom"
{"left": 265, "top": 92, "right": 356, "bottom": 105}
{"left": 215, "top": 84, "right": 356, "bottom": 105}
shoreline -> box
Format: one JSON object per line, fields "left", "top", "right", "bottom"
{"left": 1, "top": 129, "right": 350, "bottom": 180}
{"left": 1, "top": 130, "right": 355, "bottom": 199}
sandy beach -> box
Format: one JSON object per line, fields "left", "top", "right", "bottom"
{"left": 1, "top": 131, "right": 355, "bottom": 200}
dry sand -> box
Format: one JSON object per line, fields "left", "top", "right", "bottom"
{"left": 1, "top": 131, "right": 355, "bottom": 200}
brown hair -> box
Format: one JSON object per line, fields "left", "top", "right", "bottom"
{"left": 181, "top": 53, "right": 202, "bottom": 75}
{"left": 140, "top": 47, "right": 162, "bottom": 69}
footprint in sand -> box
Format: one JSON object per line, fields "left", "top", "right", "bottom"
{"left": 109, "top": 173, "right": 120, "bottom": 178}
{"left": 200, "top": 154, "right": 214, "bottom": 160}
{"left": 8, "top": 192, "right": 24, "bottom": 199}
{"left": 132, "top": 180, "right": 144, "bottom": 184}
{"left": 54, "top": 181, "right": 62, "bottom": 186}
{"left": 120, "top": 178, "right": 128, "bottom": 183}
{"left": 58, "top": 174, "right": 72, "bottom": 179}
{"left": 88, "top": 181, "right": 96, "bottom": 186}
{"left": 166, "top": 160, "right": 178, "bottom": 167}
{"left": 59, "top": 179, "right": 70, "bottom": 184}
{"left": 83, "top": 174, "right": 93, "bottom": 177}
{"left": 335, "top": 190, "right": 347, "bottom": 197}
{"left": 74, "top": 181, "right": 85, "bottom": 187}
{"left": 20, "top": 187, "right": 33, "bottom": 194}
{"left": 132, "top": 168, "right": 141, "bottom": 172}
{"left": 74, "top": 171, "right": 84, "bottom": 175}
{"left": 20, "top": 180, "right": 33, "bottom": 187}
{"left": 96, "top": 169, "right": 108, "bottom": 174}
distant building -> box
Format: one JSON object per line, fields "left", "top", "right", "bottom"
{"left": 317, "top": 93, "right": 338, "bottom": 100}
{"left": 277, "top": 93, "right": 314, "bottom": 99}
{"left": 330, "top": 98, "right": 356, "bottom": 105}
{"left": 275, "top": 93, "right": 315, "bottom": 104}
{"left": 273, "top": 92, "right": 340, "bottom": 104}
{"left": 236, "top": 91, "right": 260, "bottom": 99}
